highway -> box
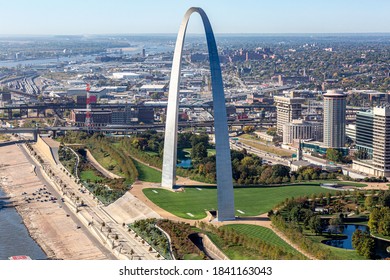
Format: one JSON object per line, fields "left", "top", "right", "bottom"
{"left": 230, "top": 140, "right": 291, "bottom": 166}
{"left": 0, "top": 118, "right": 276, "bottom": 136}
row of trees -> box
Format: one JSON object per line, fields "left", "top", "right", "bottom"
{"left": 58, "top": 133, "right": 137, "bottom": 204}
{"left": 60, "top": 131, "right": 340, "bottom": 187}
{"left": 270, "top": 214, "right": 334, "bottom": 259}
{"left": 129, "top": 219, "right": 171, "bottom": 259}
{"left": 197, "top": 222, "right": 306, "bottom": 260}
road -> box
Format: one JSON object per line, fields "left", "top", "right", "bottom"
{"left": 230, "top": 141, "right": 291, "bottom": 166}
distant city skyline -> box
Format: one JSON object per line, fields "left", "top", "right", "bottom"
{"left": 1, "top": 0, "right": 390, "bottom": 35}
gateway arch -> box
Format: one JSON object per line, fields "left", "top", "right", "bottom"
{"left": 161, "top": 7, "right": 235, "bottom": 221}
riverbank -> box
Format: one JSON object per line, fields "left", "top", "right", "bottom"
{"left": 0, "top": 144, "right": 110, "bottom": 260}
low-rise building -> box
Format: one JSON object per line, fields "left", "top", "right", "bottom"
{"left": 282, "top": 119, "right": 323, "bottom": 144}
{"left": 70, "top": 109, "right": 112, "bottom": 127}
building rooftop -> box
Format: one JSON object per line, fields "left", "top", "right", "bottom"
{"left": 323, "top": 89, "right": 346, "bottom": 97}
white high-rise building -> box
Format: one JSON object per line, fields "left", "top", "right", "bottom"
{"left": 353, "top": 105, "right": 390, "bottom": 177}
{"left": 372, "top": 106, "right": 390, "bottom": 176}
{"left": 274, "top": 94, "right": 304, "bottom": 134}
{"left": 323, "top": 89, "right": 346, "bottom": 148}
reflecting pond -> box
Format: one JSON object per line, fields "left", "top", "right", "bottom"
{"left": 177, "top": 159, "right": 192, "bottom": 168}
{"left": 323, "top": 224, "right": 390, "bottom": 259}
{"left": 323, "top": 224, "right": 368, "bottom": 249}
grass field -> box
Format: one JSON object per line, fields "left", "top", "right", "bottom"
{"left": 181, "top": 148, "right": 216, "bottom": 157}
{"left": 337, "top": 181, "right": 368, "bottom": 187}
{"left": 133, "top": 159, "right": 162, "bottom": 183}
{"left": 222, "top": 224, "right": 304, "bottom": 257}
{"left": 143, "top": 184, "right": 336, "bottom": 219}
{"left": 80, "top": 170, "right": 105, "bottom": 183}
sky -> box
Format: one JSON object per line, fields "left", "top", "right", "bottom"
{"left": 0, "top": 0, "right": 390, "bottom": 35}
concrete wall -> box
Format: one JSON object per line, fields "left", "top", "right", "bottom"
{"left": 199, "top": 233, "right": 229, "bottom": 260}
{"left": 35, "top": 136, "right": 57, "bottom": 166}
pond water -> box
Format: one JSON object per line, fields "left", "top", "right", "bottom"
{"left": 177, "top": 159, "right": 192, "bottom": 169}
{"left": 323, "top": 224, "right": 390, "bottom": 259}
{"left": 323, "top": 224, "right": 368, "bottom": 249}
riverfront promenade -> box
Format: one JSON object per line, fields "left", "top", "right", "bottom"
{"left": 0, "top": 140, "right": 160, "bottom": 260}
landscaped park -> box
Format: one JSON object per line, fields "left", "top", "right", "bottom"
{"left": 57, "top": 131, "right": 390, "bottom": 260}
{"left": 143, "top": 184, "right": 336, "bottom": 219}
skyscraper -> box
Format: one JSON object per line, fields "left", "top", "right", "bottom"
{"left": 356, "top": 110, "right": 374, "bottom": 159}
{"left": 353, "top": 105, "right": 390, "bottom": 177}
{"left": 274, "top": 93, "right": 304, "bottom": 134}
{"left": 323, "top": 89, "right": 346, "bottom": 148}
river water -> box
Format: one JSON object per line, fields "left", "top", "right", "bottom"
{"left": 0, "top": 187, "right": 47, "bottom": 260}
{"left": 0, "top": 55, "right": 96, "bottom": 68}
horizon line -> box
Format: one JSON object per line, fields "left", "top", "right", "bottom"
{"left": 1, "top": 32, "right": 390, "bottom": 37}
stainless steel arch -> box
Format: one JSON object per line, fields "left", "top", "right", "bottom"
{"left": 161, "top": 7, "right": 235, "bottom": 221}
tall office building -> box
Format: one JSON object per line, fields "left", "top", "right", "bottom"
{"left": 353, "top": 105, "right": 390, "bottom": 177}
{"left": 372, "top": 106, "right": 390, "bottom": 176}
{"left": 323, "top": 89, "right": 346, "bottom": 148}
{"left": 356, "top": 110, "right": 374, "bottom": 158}
{"left": 274, "top": 93, "right": 304, "bottom": 134}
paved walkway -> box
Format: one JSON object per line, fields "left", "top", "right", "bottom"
{"left": 30, "top": 141, "right": 160, "bottom": 260}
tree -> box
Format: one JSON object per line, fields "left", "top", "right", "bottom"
{"left": 191, "top": 142, "right": 207, "bottom": 161}
{"left": 328, "top": 217, "right": 342, "bottom": 234}
{"left": 308, "top": 215, "right": 323, "bottom": 235}
{"left": 364, "top": 195, "right": 374, "bottom": 210}
{"left": 266, "top": 127, "right": 277, "bottom": 136}
{"left": 326, "top": 148, "right": 342, "bottom": 163}
{"left": 243, "top": 125, "right": 255, "bottom": 134}
{"left": 379, "top": 191, "right": 390, "bottom": 207}
{"left": 272, "top": 164, "right": 290, "bottom": 178}
{"left": 352, "top": 230, "right": 375, "bottom": 259}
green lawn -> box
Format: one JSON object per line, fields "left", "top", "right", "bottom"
{"left": 133, "top": 159, "right": 162, "bottom": 183}
{"left": 205, "top": 225, "right": 305, "bottom": 260}
{"left": 207, "top": 149, "right": 216, "bottom": 156}
{"left": 80, "top": 170, "right": 105, "bottom": 183}
{"left": 222, "top": 224, "right": 304, "bottom": 257}
{"left": 143, "top": 184, "right": 336, "bottom": 219}
{"left": 181, "top": 148, "right": 216, "bottom": 157}
{"left": 337, "top": 181, "right": 368, "bottom": 187}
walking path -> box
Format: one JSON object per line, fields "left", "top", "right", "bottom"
{"left": 25, "top": 140, "right": 161, "bottom": 260}
{"left": 85, "top": 149, "right": 122, "bottom": 179}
